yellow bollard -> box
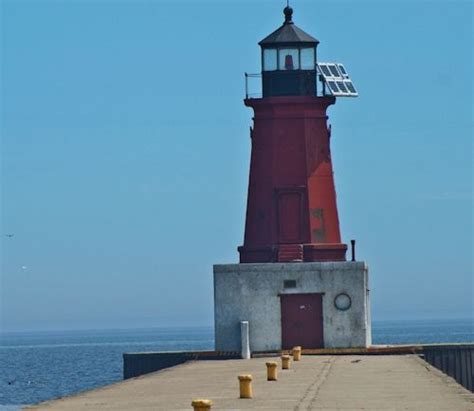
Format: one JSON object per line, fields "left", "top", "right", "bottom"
{"left": 292, "top": 346, "right": 302, "bottom": 361}
{"left": 191, "top": 399, "right": 212, "bottom": 411}
{"left": 238, "top": 374, "right": 253, "bottom": 399}
{"left": 266, "top": 361, "right": 278, "bottom": 381}
{"left": 281, "top": 354, "right": 291, "bottom": 370}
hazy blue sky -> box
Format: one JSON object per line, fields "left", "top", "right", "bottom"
{"left": 1, "top": 0, "right": 472, "bottom": 332}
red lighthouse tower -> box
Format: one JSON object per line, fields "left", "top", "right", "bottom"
{"left": 239, "top": 6, "right": 357, "bottom": 264}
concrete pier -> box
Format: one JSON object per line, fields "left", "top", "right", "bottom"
{"left": 27, "top": 355, "right": 474, "bottom": 410}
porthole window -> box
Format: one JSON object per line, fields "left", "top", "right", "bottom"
{"left": 334, "top": 293, "right": 351, "bottom": 311}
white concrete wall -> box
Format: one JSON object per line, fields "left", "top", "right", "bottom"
{"left": 214, "top": 262, "right": 371, "bottom": 352}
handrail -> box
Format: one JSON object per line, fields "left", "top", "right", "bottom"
{"left": 244, "top": 72, "right": 262, "bottom": 99}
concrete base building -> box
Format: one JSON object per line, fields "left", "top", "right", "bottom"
{"left": 214, "top": 262, "right": 371, "bottom": 352}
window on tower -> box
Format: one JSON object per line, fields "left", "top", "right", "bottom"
{"left": 300, "top": 48, "right": 315, "bottom": 70}
{"left": 279, "top": 49, "right": 299, "bottom": 70}
{"left": 263, "top": 49, "right": 277, "bottom": 71}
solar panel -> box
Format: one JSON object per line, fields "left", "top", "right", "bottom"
{"left": 327, "top": 81, "right": 339, "bottom": 94}
{"left": 328, "top": 64, "right": 340, "bottom": 77}
{"left": 336, "top": 81, "right": 348, "bottom": 93}
{"left": 320, "top": 65, "right": 331, "bottom": 77}
{"left": 317, "top": 62, "right": 358, "bottom": 97}
{"left": 338, "top": 64, "right": 348, "bottom": 77}
{"left": 344, "top": 80, "right": 356, "bottom": 93}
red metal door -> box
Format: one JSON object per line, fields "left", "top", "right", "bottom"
{"left": 277, "top": 192, "right": 302, "bottom": 243}
{"left": 280, "top": 293, "right": 324, "bottom": 349}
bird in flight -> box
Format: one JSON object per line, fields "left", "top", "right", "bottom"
{"left": 5, "top": 234, "right": 14, "bottom": 238}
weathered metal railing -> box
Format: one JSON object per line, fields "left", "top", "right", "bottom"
{"left": 422, "top": 344, "right": 474, "bottom": 392}
{"left": 244, "top": 72, "right": 262, "bottom": 99}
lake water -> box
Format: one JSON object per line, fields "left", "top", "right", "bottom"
{"left": 1, "top": 319, "right": 473, "bottom": 409}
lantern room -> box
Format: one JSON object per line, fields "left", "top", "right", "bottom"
{"left": 260, "top": 6, "right": 319, "bottom": 97}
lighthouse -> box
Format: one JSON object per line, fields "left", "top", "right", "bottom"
{"left": 214, "top": 6, "right": 371, "bottom": 352}
{"left": 239, "top": 5, "right": 351, "bottom": 264}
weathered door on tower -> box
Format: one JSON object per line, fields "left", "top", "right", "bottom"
{"left": 277, "top": 190, "right": 303, "bottom": 243}
{"left": 280, "top": 293, "right": 324, "bottom": 349}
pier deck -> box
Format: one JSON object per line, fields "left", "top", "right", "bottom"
{"left": 28, "top": 355, "right": 473, "bottom": 410}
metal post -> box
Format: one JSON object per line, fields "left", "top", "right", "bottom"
{"left": 240, "top": 321, "right": 251, "bottom": 359}
{"left": 320, "top": 75, "right": 326, "bottom": 96}
{"left": 315, "top": 49, "right": 318, "bottom": 96}
{"left": 245, "top": 72, "right": 248, "bottom": 99}
{"left": 351, "top": 239, "right": 356, "bottom": 262}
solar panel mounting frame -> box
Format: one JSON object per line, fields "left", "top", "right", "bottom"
{"left": 317, "top": 62, "right": 358, "bottom": 97}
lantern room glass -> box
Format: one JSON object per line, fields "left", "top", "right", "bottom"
{"left": 279, "top": 48, "right": 299, "bottom": 70}
{"left": 300, "top": 47, "right": 315, "bottom": 70}
{"left": 263, "top": 49, "right": 277, "bottom": 71}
